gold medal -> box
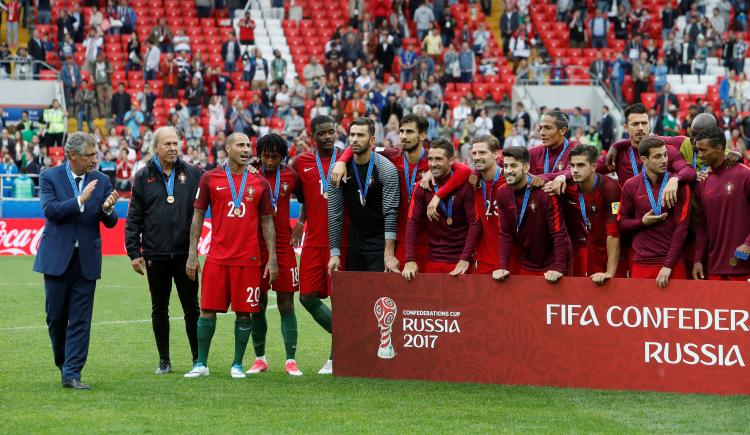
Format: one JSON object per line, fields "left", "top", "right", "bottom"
{"left": 446, "top": 217, "right": 453, "bottom": 225}
{"left": 233, "top": 207, "right": 242, "bottom": 216}
{"left": 166, "top": 195, "right": 174, "bottom": 204}
{"left": 730, "top": 257, "right": 738, "bottom": 266}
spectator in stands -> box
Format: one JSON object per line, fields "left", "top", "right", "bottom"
{"left": 229, "top": 99, "right": 253, "bottom": 136}
{"left": 143, "top": 40, "right": 161, "bottom": 81}
{"left": 195, "top": 0, "right": 211, "bottom": 18}
{"left": 11, "top": 45, "right": 30, "bottom": 80}
{"left": 0, "top": 153, "right": 18, "bottom": 197}
{"left": 381, "top": 93, "right": 403, "bottom": 124}
{"left": 662, "top": 105, "right": 680, "bottom": 137}
{"left": 111, "top": 83, "right": 131, "bottom": 125}
{"left": 185, "top": 116, "right": 203, "bottom": 149}
{"left": 99, "top": 150, "right": 116, "bottom": 186}
{"left": 185, "top": 76, "right": 206, "bottom": 117}
{"left": 718, "top": 107, "right": 738, "bottom": 133}
{"left": 58, "top": 33, "right": 75, "bottom": 61}
{"left": 474, "top": 108, "right": 493, "bottom": 137}
{"left": 190, "top": 51, "right": 207, "bottom": 81}
{"left": 283, "top": 107, "right": 305, "bottom": 141}
{"left": 303, "top": 57, "right": 325, "bottom": 87}
{"left": 569, "top": 10, "right": 586, "bottom": 49}
{"left": 0, "top": 42, "right": 11, "bottom": 79}
{"left": 118, "top": 0, "right": 137, "bottom": 35}
{"left": 588, "top": 9, "right": 608, "bottom": 49}
{"left": 661, "top": 2, "right": 677, "bottom": 40}
{"left": 82, "top": 27, "right": 103, "bottom": 72}
{"left": 244, "top": 48, "right": 268, "bottom": 88}
{"left": 589, "top": 51, "right": 608, "bottom": 84}
{"left": 91, "top": 51, "right": 113, "bottom": 117}
{"left": 208, "top": 96, "right": 225, "bottom": 136}
{"left": 599, "top": 105, "right": 614, "bottom": 150}
{"left": 555, "top": 0, "right": 572, "bottom": 21}
{"left": 125, "top": 32, "right": 141, "bottom": 74}
{"left": 149, "top": 17, "right": 173, "bottom": 53}
{"left": 654, "top": 85, "right": 679, "bottom": 127}
{"left": 238, "top": 11, "right": 256, "bottom": 53}
{"left": 569, "top": 107, "right": 587, "bottom": 133}
{"left": 265, "top": 49, "right": 285, "bottom": 87}
{"left": 1, "top": 129, "right": 15, "bottom": 161}
{"left": 691, "top": 38, "right": 708, "bottom": 76}
{"left": 60, "top": 54, "right": 81, "bottom": 106}
{"left": 652, "top": 57, "right": 668, "bottom": 94}
{"left": 137, "top": 82, "right": 157, "bottom": 125}
{"left": 499, "top": 6, "right": 519, "bottom": 57}
{"left": 507, "top": 102, "right": 531, "bottom": 134}
{"left": 413, "top": 1, "right": 435, "bottom": 41}
{"left": 676, "top": 33, "right": 693, "bottom": 75}
{"left": 115, "top": 148, "right": 133, "bottom": 192}
{"left": 28, "top": 29, "right": 46, "bottom": 78}
{"left": 503, "top": 126, "right": 526, "bottom": 148}
{"left": 123, "top": 101, "right": 144, "bottom": 141}
{"left": 74, "top": 79, "right": 97, "bottom": 132}
{"left": 731, "top": 36, "right": 747, "bottom": 75}
{"left": 221, "top": 33, "right": 240, "bottom": 73}
{"left": 69, "top": 4, "right": 86, "bottom": 43}
{"left": 452, "top": 96, "right": 471, "bottom": 129}
{"left": 458, "top": 42, "right": 475, "bottom": 83}
{"left": 172, "top": 29, "right": 191, "bottom": 54}
{"left": 160, "top": 52, "right": 179, "bottom": 98}
{"left": 631, "top": 51, "right": 651, "bottom": 104}
{"left": 247, "top": 93, "right": 269, "bottom": 123}
{"left": 509, "top": 31, "right": 530, "bottom": 63}
{"left": 37, "top": 0, "right": 52, "bottom": 24}
{"left": 399, "top": 42, "right": 417, "bottom": 84}
{"left": 549, "top": 56, "right": 567, "bottom": 85}
{"left": 472, "top": 22, "right": 490, "bottom": 56}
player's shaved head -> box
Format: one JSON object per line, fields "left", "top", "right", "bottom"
{"left": 227, "top": 132, "right": 250, "bottom": 147}
{"left": 691, "top": 113, "right": 717, "bottom": 134}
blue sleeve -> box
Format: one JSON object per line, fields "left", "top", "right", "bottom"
{"left": 40, "top": 171, "right": 81, "bottom": 222}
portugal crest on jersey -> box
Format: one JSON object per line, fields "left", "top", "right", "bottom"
{"left": 281, "top": 182, "right": 290, "bottom": 194}
{"left": 726, "top": 182, "right": 735, "bottom": 195}
{"left": 178, "top": 172, "right": 187, "bottom": 184}
{"left": 246, "top": 186, "right": 255, "bottom": 201}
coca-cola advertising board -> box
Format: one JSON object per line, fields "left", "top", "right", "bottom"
{"left": 333, "top": 272, "right": 750, "bottom": 395}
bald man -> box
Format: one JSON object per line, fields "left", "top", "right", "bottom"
{"left": 125, "top": 126, "right": 203, "bottom": 374}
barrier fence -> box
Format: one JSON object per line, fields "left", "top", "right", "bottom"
{"left": 332, "top": 272, "right": 750, "bottom": 395}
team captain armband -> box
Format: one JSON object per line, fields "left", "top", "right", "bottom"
{"left": 611, "top": 202, "right": 620, "bottom": 215}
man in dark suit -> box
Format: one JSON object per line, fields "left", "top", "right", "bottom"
{"left": 589, "top": 52, "right": 609, "bottom": 85}
{"left": 653, "top": 83, "right": 679, "bottom": 135}
{"left": 28, "top": 29, "right": 46, "bottom": 77}
{"left": 221, "top": 33, "right": 241, "bottom": 73}
{"left": 33, "top": 132, "right": 119, "bottom": 390}
{"left": 599, "top": 105, "right": 614, "bottom": 150}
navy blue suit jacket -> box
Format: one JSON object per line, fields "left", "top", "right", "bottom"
{"left": 33, "top": 165, "right": 119, "bottom": 281}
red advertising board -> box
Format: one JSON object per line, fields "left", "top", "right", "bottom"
{"left": 0, "top": 218, "right": 299, "bottom": 256}
{"left": 332, "top": 272, "right": 750, "bottom": 395}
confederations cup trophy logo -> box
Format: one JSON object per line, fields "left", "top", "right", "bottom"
{"left": 373, "top": 297, "right": 397, "bottom": 359}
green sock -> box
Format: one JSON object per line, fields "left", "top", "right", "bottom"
{"left": 196, "top": 317, "right": 216, "bottom": 367}
{"left": 280, "top": 311, "right": 298, "bottom": 360}
{"left": 250, "top": 311, "right": 267, "bottom": 358}
{"left": 302, "top": 297, "right": 332, "bottom": 333}
{"left": 233, "top": 318, "right": 253, "bottom": 366}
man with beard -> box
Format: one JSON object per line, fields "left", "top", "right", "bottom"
{"left": 330, "top": 114, "right": 470, "bottom": 269}
{"left": 493, "top": 146, "right": 571, "bottom": 282}
{"left": 618, "top": 137, "right": 690, "bottom": 288}
{"left": 184, "top": 132, "right": 277, "bottom": 379}
{"left": 289, "top": 115, "right": 343, "bottom": 375}
{"left": 562, "top": 145, "right": 621, "bottom": 283}
{"left": 402, "top": 138, "right": 481, "bottom": 278}
{"left": 327, "top": 117, "right": 400, "bottom": 275}
{"left": 528, "top": 110, "right": 579, "bottom": 195}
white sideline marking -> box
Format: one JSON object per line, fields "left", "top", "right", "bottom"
{"left": 0, "top": 305, "right": 277, "bottom": 331}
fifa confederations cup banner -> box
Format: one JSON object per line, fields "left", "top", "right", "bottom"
{"left": 332, "top": 272, "right": 750, "bottom": 395}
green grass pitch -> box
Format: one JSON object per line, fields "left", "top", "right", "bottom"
{"left": 1, "top": 256, "right": 749, "bottom": 433}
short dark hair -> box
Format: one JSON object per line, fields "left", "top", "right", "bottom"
{"left": 400, "top": 113, "right": 428, "bottom": 134}
{"left": 310, "top": 115, "right": 335, "bottom": 134}
{"left": 624, "top": 103, "right": 648, "bottom": 123}
{"left": 694, "top": 126, "right": 726, "bottom": 150}
{"left": 256, "top": 133, "right": 289, "bottom": 160}
{"left": 471, "top": 135, "right": 500, "bottom": 152}
{"left": 502, "top": 145, "right": 530, "bottom": 164}
{"left": 637, "top": 137, "right": 666, "bottom": 157}
{"left": 429, "top": 138, "right": 455, "bottom": 158}
{"left": 350, "top": 117, "right": 375, "bottom": 137}
{"left": 542, "top": 110, "right": 569, "bottom": 131}
{"left": 570, "top": 144, "right": 599, "bottom": 164}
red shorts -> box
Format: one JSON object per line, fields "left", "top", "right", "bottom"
{"left": 424, "top": 260, "right": 473, "bottom": 274}
{"left": 572, "top": 246, "right": 608, "bottom": 277}
{"left": 299, "top": 246, "right": 346, "bottom": 298}
{"left": 707, "top": 274, "right": 750, "bottom": 281}
{"left": 201, "top": 261, "right": 261, "bottom": 313}
{"left": 260, "top": 249, "right": 298, "bottom": 293}
{"left": 630, "top": 262, "right": 687, "bottom": 279}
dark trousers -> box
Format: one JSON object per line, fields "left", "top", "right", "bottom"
{"left": 346, "top": 250, "right": 384, "bottom": 272}
{"left": 44, "top": 249, "right": 96, "bottom": 382}
{"left": 145, "top": 256, "right": 200, "bottom": 362}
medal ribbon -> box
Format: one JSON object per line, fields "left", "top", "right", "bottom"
{"left": 224, "top": 163, "right": 248, "bottom": 210}
{"left": 433, "top": 171, "right": 454, "bottom": 221}
{"left": 154, "top": 156, "right": 175, "bottom": 199}
{"left": 643, "top": 170, "right": 669, "bottom": 215}
{"left": 579, "top": 174, "right": 600, "bottom": 230}
{"left": 403, "top": 148, "right": 425, "bottom": 201}
{"left": 261, "top": 165, "right": 281, "bottom": 210}
{"left": 629, "top": 147, "right": 640, "bottom": 176}
{"left": 315, "top": 148, "right": 338, "bottom": 196}
{"left": 516, "top": 175, "right": 532, "bottom": 231}
{"left": 543, "top": 139, "right": 569, "bottom": 174}
{"left": 481, "top": 166, "right": 501, "bottom": 216}
{"left": 352, "top": 153, "right": 375, "bottom": 205}
{"left": 65, "top": 161, "right": 84, "bottom": 197}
